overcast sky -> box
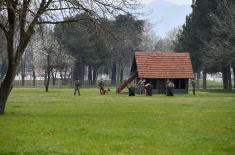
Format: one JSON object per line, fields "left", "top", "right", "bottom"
{"left": 142, "top": 0, "right": 192, "bottom": 5}
{"left": 140, "top": 0, "right": 192, "bottom": 37}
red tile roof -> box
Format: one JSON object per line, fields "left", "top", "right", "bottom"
{"left": 135, "top": 52, "right": 194, "bottom": 78}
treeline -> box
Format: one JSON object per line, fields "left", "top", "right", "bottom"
{"left": 0, "top": 13, "right": 144, "bottom": 88}
{"left": 174, "top": 0, "right": 235, "bottom": 90}
{"left": 54, "top": 13, "right": 144, "bottom": 84}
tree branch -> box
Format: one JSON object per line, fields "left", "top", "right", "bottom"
{"left": 37, "top": 19, "right": 85, "bottom": 24}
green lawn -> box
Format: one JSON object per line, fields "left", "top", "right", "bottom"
{"left": 0, "top": 88, "right": 235, "bottom": 155}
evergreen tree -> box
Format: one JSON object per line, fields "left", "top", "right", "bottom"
{"left": 174, "top": 0, "right": 235, "bottom": 90}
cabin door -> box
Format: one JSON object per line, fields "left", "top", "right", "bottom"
{"left": 157, "top": 79, "right": 166, "bottom": 93}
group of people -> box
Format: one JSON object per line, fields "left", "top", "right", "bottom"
{"left": 129, "top": 79, "right": 196, "bottom": 96}
{"left": 166, "top": 79, "right": 196, "bottom": 96}
{"left": 73, "top": 79, "right": 110, "bottom": 96}
{"left": 74, "top": 78, "right": 196, "bottom": 96}
{"left": 128, "top": 80, "right": 153, "bottom": 96}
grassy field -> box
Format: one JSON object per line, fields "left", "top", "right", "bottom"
{"left": 0, "top": 88, "right": 235, "bottom": 155}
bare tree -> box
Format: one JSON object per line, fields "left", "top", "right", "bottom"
{"left": 140, "top": 22, "right": 158, "bottom": 51}
{"left": 140, "top": 24, "right": 180, "bottom": 52}
{"left": 0, "top": 0, "right": 140, "bottom": 114}
{"left": 155, "top": 27, "right": 180, "bottom": 51}
{"left": 33, "top": 28, "right": 74, "bottom": 92}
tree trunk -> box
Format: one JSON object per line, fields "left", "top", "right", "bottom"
{"left": 0, "top": 62, "right": 17, "bottom": 114}
{"left": 92, "top": 67, "right": 98, "bottom": 84}
{"left": 111, "top": 63, "right": 116, "bottom": 85}
{"left": 81, "top": 64, "right": 85, "bottom": 82}
{"left": 232, "top": 64, "right": 235, "bottom": 89}
{"left": 73, "top": 61, "right": 79, "bottom": 80}
{"left": 0, "top": 62, "right": 8, "bottom": 80}
{"left": 51, "top": 74, "right": 55, "bottom": 86}
{"left": 74, "top": 62, "right": 85, "bottom": 81}
{"left": 222, "top": 66, "right": 228, "bottom": 90}
{"left": 32, "top": 68, "right": 36, "bottom": 87}
{"left": 117, "top": 65, "right": 121, "bottom": 84}
{"left": 70, "top": 71, "right": 74, "bottom": 87}
{"left": 196, "top": 72, "right": 200, "bottom": 90}
{"left": 21, "top": 59, "right": 25, "bottom": 86}
{"left": 62, "top": 70, "right": 68, "bottom": 85}
{"left": 45, "top": 54, "right": 51, "bottom": 92}
{"left": 60, "top": 71, "right": 63, "bottom": 81}
{"left": 120, "top": 67, "right": 124, "bottom": 83}
{"left": 227, "top": 65, "right": 232, "bottom": 90}
{"left": 88, "top": 65, "right": 92, "bottom": 82}
{"left": 202, "top": 70, "right": 207, "bottom": 90}
{"left": 45, "top": 69, "right": 50, "bottom": 92}
{"left": 51, "top": 71, "right": 56, "bottom": 86}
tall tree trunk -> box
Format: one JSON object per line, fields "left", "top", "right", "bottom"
{"left": 222, "top": 66, "right": 228, "bottom": 90}
{"left": 227, "top": 65, "right": 232, "bottom": 90}
{"left": 0, "top": 62, "right": 8, "bottom": 80}
{"left": 0, "top": 62, "right": 18, "bottom": 114}
{"left": 45, "top": 69, "right": 50, "bottom": 92}
{"left": 92, "top": 67, "right": 98, "bottom": 84}
{"left": 62, "top": 70, "right": 68, "bottom": 85}
{"left": 117, "top": 65, "right": 120, "bottom": 84}
{"left": 45, "top": 54, "right": 50, "bottom": 92}
{"left": 70, "top": 71, "right": 74, "bottom": 87}
{"left": 73, "top": 61, "right": 79, "bottom": 80}
{"left": 111, "top": 63, "right": 116, "bottom": 85}
{"left": 202, "top": 70, "right": 207, "bottom": 90}
{"left": 232, "top": 64, "right": 235, "bottom": 89}
{"left": 60, "top": 71, "right": 63, "bottom": 81}
{"left": 88, "top": 65, "right": 92, "bottom": 81}
{"left": 74, "top": 62, "right": 85, "bottom": 81}
{"left": 81, "top": 64, "right": 85, "bottom": 82}
{"left": 196, "top": 72, "right": 200, "bottom": 90}
{"left": 51, "top": 71, "right": 56, "bottom": 86}
{"left": 44, "top": 71, "right": 47, "bottom": 88}
{"left": 120, "top": 67, "right": 124, "bottom": 83}
{"left": 21, "top": 59, "right": 25, "bottom": 86}
{"left": 32, "top": 67, "right": 36, "bottom": 87}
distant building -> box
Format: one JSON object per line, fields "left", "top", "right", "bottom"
{"left": 117, "top": 51, "right": 194, "bottom": 93}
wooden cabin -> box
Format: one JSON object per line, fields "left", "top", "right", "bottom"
{"left": 117, "top": 52, "right": 194, "bottom": 94}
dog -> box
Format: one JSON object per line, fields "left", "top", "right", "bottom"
{"left": 101, "top": 88, "right": 110, "bottom": 95}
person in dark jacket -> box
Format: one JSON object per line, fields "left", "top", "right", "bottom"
{"left": 145, "top": 83, "right": 153, "bottom": 96}
{"left": 191, "top": 80, "right": 196, "bottom": 95}
{"left": 127, "top": 85, "right": 135, "bottom": 96}
{"left": 166, "top": 80, "right": 174, "bottom": 96}
{"left": 98, "top": 79, "right": 105, "bottom": 95}
{"left": 74, "top": 80, "right": 81, "bottom": 96}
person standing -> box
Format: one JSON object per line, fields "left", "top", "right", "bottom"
{"left": 191, "top": 80, "right": 196, "bottom": 95}
{"left": 145, "top": 83, "right": 152, "bottom": 96}
{"left": 166, "top": 80, "right": 175, "bottom": 96}
{"left": 98, "top": 79, "right": 105, "bottom": 95}
{"left": 127, "top": 85, "right": 135, "bottom": 96}
{"left": 137, "top": 79, "right": 145, "bottom": 95}
{"left": 74, "top": 79, "right": 81, "bottom": 96}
